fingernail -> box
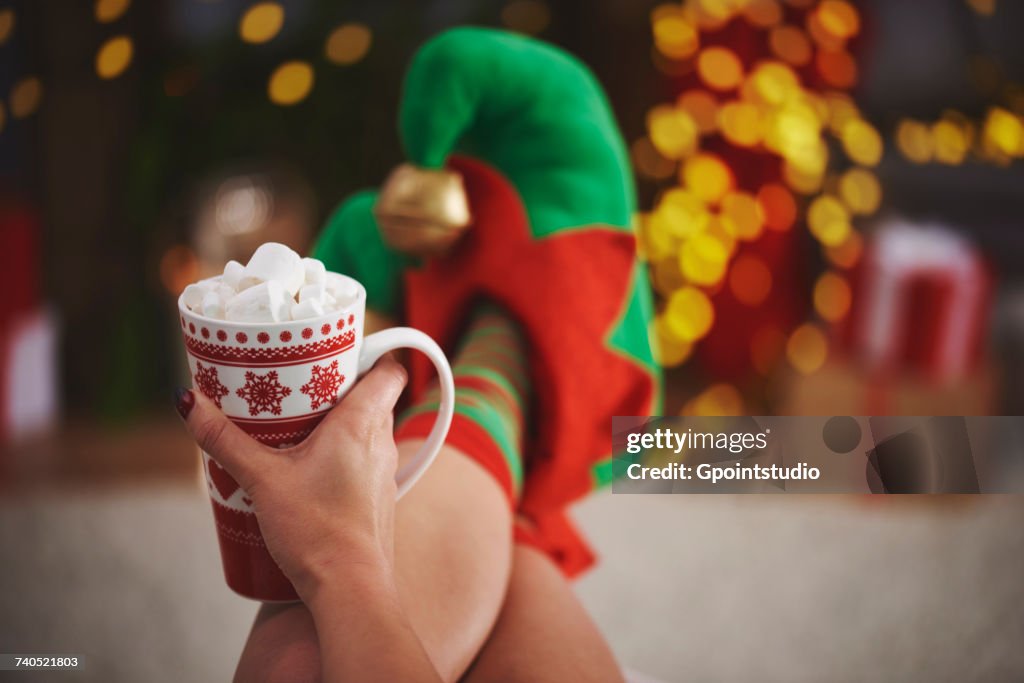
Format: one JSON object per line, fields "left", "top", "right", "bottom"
{"left": 174, "top": 387, "right": 195, "bottom": 420}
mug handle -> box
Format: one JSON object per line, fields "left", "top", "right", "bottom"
{"left": 358, "top": 327, "right": 454, "bottom": 498}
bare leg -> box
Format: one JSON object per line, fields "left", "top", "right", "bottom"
{"left": 461, "top": 544, "right": 624, "bottom": 683}
{"left": 234, "top": 441, "right": 513, "bottom": 683}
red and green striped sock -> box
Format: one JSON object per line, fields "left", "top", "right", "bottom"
{"left": 395, "top": 303, "right": 528, "bottom": 503}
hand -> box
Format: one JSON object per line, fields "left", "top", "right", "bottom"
{"left": 177, "top": 357, "right": 409, "bottom": 602}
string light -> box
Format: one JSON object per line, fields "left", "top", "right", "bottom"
{"left": 840, "top": 119, "right": 883, "bottom": 166}
{"left": 268, "top": 61, "right": 314, "bottom": 105}
{"left": 807, "top": 194, "right": 851, "bottom": 246}
{"left": 647, "top": 105, "right": 699, "bottom": 159}
{"left": 240, "top": 2, "right": 284, "bottom": 44}
{"left": 96, "top": 36, "right": 134, "bottom": 79}
{"left": 325, "top": 23, "right": 373, "bottom": 65}
{"left": 838, "top": 168, "right": 882, "bottom": 215}
{"left": 681, "top": 153, "right": 734, "bottom": 203}
{"left": 720, "top": 191, "right": 765, "bottom": 240}
{"left": 652, "top": 4, "right": 700, "bottom": 59}
{"left": 895, "top": 119, "right": 934, "bottom": 163}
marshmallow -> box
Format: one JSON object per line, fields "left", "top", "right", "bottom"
{"left": 290, "top": 298, "right": 325, "bottom": 321}
{"left": 325, "top": 273, "right": 359, "bottom": 306}
{"left": 302, "top": 257, "right": 327, "bottom": 286}
{"left": 244, "top": 242, "right": 304, "bottom": 296}
{"left": 222, "top": 260, "right": 245, "bottom": 290}
{"left": 225, "top": 280, "right": 290, "bottom": 323}
{"left": 201, "top": 290, "right": 226, "bottom": 319}
{"left": 182, "top": 278, "right": 219, "bottom": 310}
{"left": 298, "top": 283, "right": 328, "bottom": 304}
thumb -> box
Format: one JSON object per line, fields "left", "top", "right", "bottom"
{"left": 175, "top": 387, "right": 271, "bottom": 490}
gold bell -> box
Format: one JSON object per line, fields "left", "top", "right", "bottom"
{"left": 374, "top": 163, "right": 472, "bottom": 257}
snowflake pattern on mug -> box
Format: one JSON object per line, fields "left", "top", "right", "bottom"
{"left": 236, "top": 370, "right": 292, "bottom": 416}
{"left": 300, "top": 360, "right": 345, "bottom": 410}
{"left": 194, "top": 361, "right": 229, "bottom": 408}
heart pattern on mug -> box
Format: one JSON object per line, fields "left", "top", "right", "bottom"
{"left": 207, "top": 458, "right": 240, "bottom": 500}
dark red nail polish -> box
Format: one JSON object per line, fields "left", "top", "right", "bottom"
{"left": 175, "top": 387, "right": 195, "bottom": 420}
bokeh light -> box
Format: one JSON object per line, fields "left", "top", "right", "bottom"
{"left": 838, "top": 168, "right": 882, "bottom": 215}
{"left": 94, "top": 0, "right": 130, "bottom": 24}
{"left": 896, "top": 119, "right": 934, "bottom": 163}
{"left": 0, "top": 8, "right": 15, "bottom": 45}
{"left": 325, "top": 23, "right": 373, "bottom": 65}
{"left": 786, "top": 323, "right": 828, "bottom": 374}
{"left": 677, "top": 89, "right": 719, "bottom": 133}
{"left": 742, "top": 0, "right": 783, "bottom": 29}
{"left": 770, "top": 25, "right": 813, "bottom": 66}
{"left": 697, "top": 47, "right": 744, "bottom": 91}
{"left": 9, "top": 77, "right": 43, "bottom": 118}
{"left": 932, "top": 119, "right": 969, "bottom": 165}
{"left": 652, "top": 4, "right": 700, "bottom": 59}
{"left": 729, "top": 254, "right": 773, "bottom": 306}
{"left": 807, "top": 194, "right": 851, "bottom": 246}
{"left": 683, "top": 383, "right": 744, "bottom": 416}
{"left": 631, "top": 138, "right": 677, "bottom": 180}
{"left": 813, "top": 271, "right": 852, "bottom": 321}
{"left": 721, "top": 191, "right": 765, "bottom": 240}
{"left": 268, "top": 61, "right": 314, "bottom": 106}
{"left": 680, "top": 232, "right": 730, "bottom": 285}
{"left": 649, "top": 315, "right": 693, "bottom": 367}
{"left": 665, "top": 286, "right": 715, "bottom": 342}
{"left": 841, "top": 119, "right": 883, "bottom": 166}
{"left": 824, "top": 230, "right": 863, "bottom": 269}
{"left": 239, "top": 2, "right": 285, "bottom": 44}
{"left": 648, "top": 105, "right": 699, "bottom": 159}
{"left": 96, "top": 36, "right": 134, "bottom": 79}
{"left": 757, "top": 183, "right": 798, "bottom": 231}
{"left": 681, "top": 153, "right": 734, "bottom": 203}
{"left": 718, "top": 101, "right": 763, "bottom": 147}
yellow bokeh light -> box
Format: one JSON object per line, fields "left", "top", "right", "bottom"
{"left": 0, "top": 8, "right": 14, "bottom": 45}
{"left": 697, "top": 47, "right": 744, "bottom": 92}
{"left": 665, "top": 286, "right": 715, "bottom": 342}
{"left": 677, "top": 89, "right": 719, "bottom": 134}
{"left": 268, "top": 60, "right": 314, "bottom": 106}
{"left": 9, "top": 77, "right": 42, "bottom": 118}
{"left": 501, "top": 0, "right": 551, "bottom": 35}
{"left": 683, "top": 383, "right": 744, "bottom": 416}
{"left": 786, "top": 323, "right": 828, "bottom": 374}
{"left": 325, "top": 23, "right": 373, "bottom": 65}
{"left": 807, "top": 194, "right": 851, "bottom": 246}
{"left": 748, "top": 61, "right": 800, "bottom": 106}
{"left": 729, "top": 254, "right": 773, "bottom": 306}
{"left": 240, "top": 2, "right": 285, "bottom": 44}
{"left": 680, "top": 232, "right": 730, "bottom": 286}
{"left": 95, "top": 0, "right": 131, "bottom": 23}
{"left": 783, "top": 158, "right": 824, "bottom": 195}
{"left": 681, "top": 153, "right": 734, "bottom": 203}
{"left": 982, "top": 107, "right": 1023, "bottom": 157}
{"left": 647, "top": 105, "right": 699, "bottom": 159}
{"left": 841, "top": 119, "right": 883, "bottom": 166}
{"left": 932, "top": 119, "right": 969, "bottom": 165}
{"left": 895, "top": 119, "right": 934, "bottom": 163}
{"left": 651, "top": 188, "right": 710, "bottom": 238}
{"left": 652, "top": 6, "right": 699, "bottom": 59}
{"left": 652, "top": 256, "right": 686, "bottom": 296}
{"left": 813, "top": 271, "right": 852, "bottom": 322}
{"left": 649, "top": 315, "right": 693, "bottom": 367}
{"left": 824, "top": 231, "right": 863, "bottom": 269}
{"left": 95, "top": 36, "right": 133, "bottom": 79}
{"left": 806, "top": 6, "right": 846, "bottom": 51}
{"left": 721, "top": 191, "right": 765, "bottom": 240}
{"left": 838, "top": 168, "right": 882, "bottom": 215}
{"left": 741, "top": 0, "right": 783, "bottom": 28}
{"left": 769, "top": 25, "right": 812, "bottom": 66}
{"left": 816, "top": 1, "right": 860, "bottom": 39}
{"left": 718, "top": 100, "right": 763, "bottom": 147}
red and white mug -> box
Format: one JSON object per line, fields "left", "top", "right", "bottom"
{"left": 177, "top": 274, "right": 454, "bottom": 601}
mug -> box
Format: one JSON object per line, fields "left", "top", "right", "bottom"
{"left": 177, "top": 274, "right": 454, "bottom": 601}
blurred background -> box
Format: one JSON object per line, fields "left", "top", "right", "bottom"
{"left": 1, "top": 1, "right": 1022, "bottom": 681}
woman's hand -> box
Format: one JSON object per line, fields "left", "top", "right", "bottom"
{"left": 176, "top": 357, "right": 408, "bottom": 603}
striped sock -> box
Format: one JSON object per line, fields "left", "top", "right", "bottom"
{"left": 395, "top": 303, "right": 528, "bottom": 503}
